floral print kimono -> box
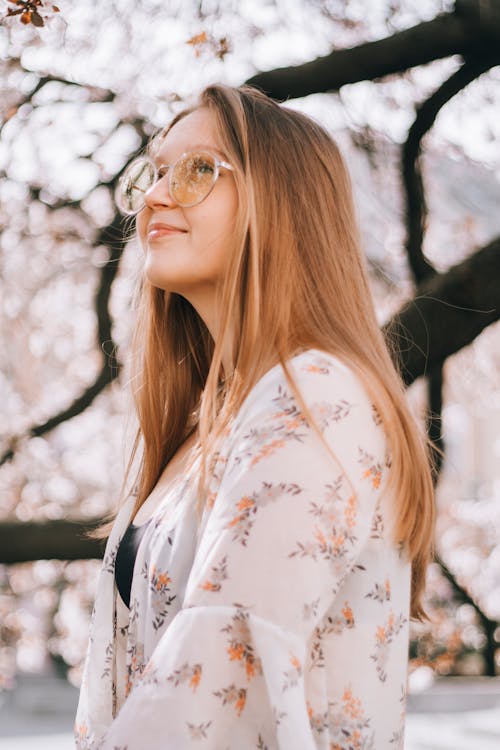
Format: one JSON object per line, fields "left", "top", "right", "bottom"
{"left": 74, "top": 348, "right": 412, "bottom": 750}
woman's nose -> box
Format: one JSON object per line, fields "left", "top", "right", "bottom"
{"left": 143, "top": 173, "right": 178, "bottom": 209}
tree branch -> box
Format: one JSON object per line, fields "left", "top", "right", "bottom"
{"left": 435, "top": 551, "right": 498, "bottom": 675}
{"left": 0, "top": 59, "right": 115, "bottom": 134}
{"left": 383, "top": 237, "right": 500, "bottom": 386}
{"left": 0, "top": 210, "right": 129, "bottom": 468}
{"left": 403, "top": 56, "right": 497, "bottom": 284}
{"left": 0, "top": 519, "right": 107, "bottom": 563}
{"left": 245, "top": 2, "right": 500, "bottom": 100}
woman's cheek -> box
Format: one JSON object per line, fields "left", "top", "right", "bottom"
{"left": 135, "top": 212, "right": 148, "bottom": 249}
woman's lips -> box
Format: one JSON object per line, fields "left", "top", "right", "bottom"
{"left": 148, "top": 227, "right": 187, "bottom": 240}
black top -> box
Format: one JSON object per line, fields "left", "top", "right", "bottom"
{"left": 115, "top": 519, "right": 153, "bottom": 609}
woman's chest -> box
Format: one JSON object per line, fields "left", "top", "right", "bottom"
{"left": 116, "top": 475, "right": 208, "bottom": 653}
{"left": 131, "top": 430, "right": 200, "bottom": 526}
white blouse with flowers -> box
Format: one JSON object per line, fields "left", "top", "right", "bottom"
{"left": 74, "top": 348, "right": 412, "bottom": 750}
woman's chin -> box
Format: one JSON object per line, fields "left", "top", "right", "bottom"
{"left": 143, "top": 260, "right": 170, "bottom": 290}
{"left": 143, "top": 263, "right": 191, "bottom": 294}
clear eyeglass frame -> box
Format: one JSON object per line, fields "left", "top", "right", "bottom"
{"left": 115, "top": 149, "right": 234, "bottom": 216}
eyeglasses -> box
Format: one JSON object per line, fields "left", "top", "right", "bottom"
{"left": 115, "top": 149, "right": 234, "bottom": 216}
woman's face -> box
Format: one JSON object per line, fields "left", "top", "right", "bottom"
{"left": 136, "top": 107, "right": 238, "bottom": 301}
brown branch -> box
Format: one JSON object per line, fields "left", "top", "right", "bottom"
{"left": 0, "top": 115, "right": 151, "bottom": 468}
{"left": 245, "top": 1, "right": 500, "bottom": 101}
{"left": 29, "top": 363, "right": 119, "bottom": 439}
{"left": 0, "top": 519, "right": 106, "bottom": 563}
{"left": 435, "top": 551, "right": 498, "bottom": 676}
{"left": 403, "top": 56, "right": 497, "bottom": 285}
{"left": 0, "top": 61, "right": 115, "bottom": 135}
{"left": 401, "top": 57, "right": 497, "bottom": 510}
{"left": 383, "top": 237, "right": 500, "bottom": 386}
{"left": 0, "top": 210, "right": 128, "bottom": 468}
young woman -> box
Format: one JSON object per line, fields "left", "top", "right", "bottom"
{"left": 74, "top": 83, "right": 438, "bottom": 750}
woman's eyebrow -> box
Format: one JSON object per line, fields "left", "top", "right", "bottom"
{"left": 152, "top": 143, "right": 228, "bottom": 164}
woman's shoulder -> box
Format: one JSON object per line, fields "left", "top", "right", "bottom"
{"left": 234, "top": 347, "right": 377, "bottom": 429}
{"left": 225, "top": 347, "right": 390, "bottom": 494}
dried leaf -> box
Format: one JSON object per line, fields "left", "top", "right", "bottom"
{"left": 216, "top": 36, "right": 230, "bottom": 60}
{"left": 186, "top": 31, "right": 207, "bottom": 46}
{"left": 31, "top": 9, "right": 44, "bottom": 26}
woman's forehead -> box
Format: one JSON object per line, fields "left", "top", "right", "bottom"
{"left": 150, "top": 108, "right": 227, "bottom": 162}
{"left": 153, "top": 107, "right": 220, "bottom": 150}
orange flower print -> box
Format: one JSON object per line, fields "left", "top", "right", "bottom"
{"left": 237, "top": 496, "right": 256, "bottom": 511}
{"left": 166, "top": 661, "right": 203, "bottom": 692}
{"left": 190, "top": 664, "right": 202, "bottom": 691}
{"left": 370, "top": 609, "right": 408, "bottom": 682}
{"left": 303, "top": 364, "right": 327, "bottom": 374}
{"left": 376, "top": 625, "right": 387, "bottom": 644}
{"left": 290, "top": 479, "right": 357, "bottom": 564}
{"left": 306, "top": 699, "right": 331, "bottom": 738}
{"left": 365, "top": 577, "right": 391, "bottom": 604}
{"left": 343, "top": 687, "right": 364, "bottom": 721}
{"left": 150, "top": 565, "right": 171, "bottom": 591}
{"left": 358, "top": 447, "right": 383, "bottom": 489}
{"left": 156, "top": 572, "right": 171, "bottom": 589}
{"left": 199, "top": 580, "right": 219, "bottom": 592}
{"left": 282, "top": 651, "right": 302, "bottom": 692}
{"left": 221, "top": 610, "right": 262, "bottom": 683}
{"left": 226, "top": 482, "right": 301, "bottom": 546}
{"left": 345, "top": 494, "right": 357, "bottom": 529}
{"left": 245, "top": 657, "right": 257, "bottom": 680}
{"left": 227, "top": 513, "right": 246, "bottom": 529}
{"left": 362, "top": 466, "right": 381, "bottom": 488}
{"left": 228, "top": 643, "right": 245, "bottom": 661}
{"left": 310, "top": 601, "right": 355, "bottom": 650}
{"left": 306, "top": 700, "right": 314, "bottom": 719}
{"left": 329, "top": 531, "right": 346, "bottom": 553}
{"left": 125, "top": 639, "right": 145, "bottom": 697}
{"left": 75, "top": 723, "right": 92, "bottom": 745}
{"left": 250, "top": 438, "right": 287, "bottom": 466}
{"left": 342, "top": 602, "right": 354, "bottom": 627}
{"left": 198, "top": 554, "right": 228, "bottom": 593}
{"left": 300, "top": 355, "right": 331, "bottom": 375}
{"left": 327, "top": 684, "right": 374, "bottom": 749}
{"left": 206, "top": 490, "right": 217, "bottom": 510}
{"left": 314, "top": 526, "right": 327, "bottom": 547}
{"left": 148, "top": 565, "right": 176, "bottom": 630}
{"left": 235, "top": 690, "right": 246, "bottom": 716}
{"left": 310, "top": 398, "right": 352, "bottom": 430}
{"left": 213, "top": 684, "right": 247, "bottom": 716}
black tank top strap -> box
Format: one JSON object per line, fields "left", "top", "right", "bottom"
{"left": 115, "top": 518, "right": 153, "bottom": 609}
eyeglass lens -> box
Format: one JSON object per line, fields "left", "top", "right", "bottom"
{"left": 116, "top": 151, "right": 217, "bottom": 215}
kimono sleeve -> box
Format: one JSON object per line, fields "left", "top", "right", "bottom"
{"left": 98, "top": 357, "right": 390, "bottom": 750}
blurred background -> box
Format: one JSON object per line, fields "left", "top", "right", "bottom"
{"left": 0, "top": 0, "right": 499, "bottom": 748}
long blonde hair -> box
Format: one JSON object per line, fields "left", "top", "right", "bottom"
{"left": 89, "top": 83, "right": 440, "bottom": 623}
